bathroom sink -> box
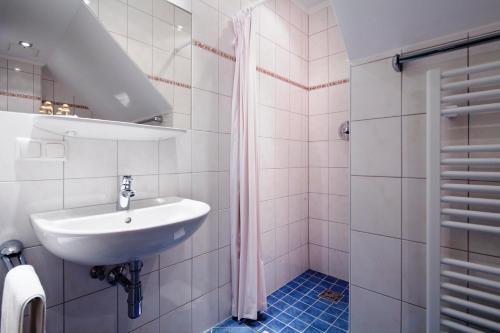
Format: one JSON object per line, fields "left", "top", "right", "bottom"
{"left": 29, "top": 197, "right": 210, "bottom": 266}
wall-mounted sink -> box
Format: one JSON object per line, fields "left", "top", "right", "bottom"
{"left": 30, "top": 197, "right": 210, "bottom": 266}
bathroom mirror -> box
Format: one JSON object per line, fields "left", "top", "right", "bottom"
{"left": 0, "top": 0, "right": 192, "bottom": 129}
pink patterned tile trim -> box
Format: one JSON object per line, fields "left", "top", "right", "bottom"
{"left": 0, "top": 91, "right": 90, "bottom": 110}
{"left": 0, "top": 91, "right": 42, "bottom": 101}
{"left": 192, "top": 40, "right": 349, "bottom": 91}
{"left": 147, "top": 75, "right": 192, "bottom": 89}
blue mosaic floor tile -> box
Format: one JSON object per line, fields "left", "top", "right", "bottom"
{"left": 289, "top": 319, "right": 309, "bottom": 331}
{"left": 280, "top": 326, "right": 299, "bottom": 333}
{"left": 266, "top": 319, "right": 287, "bottom": 332}
{"left": 208, "top": 270, "right": 349, "bottom": 332}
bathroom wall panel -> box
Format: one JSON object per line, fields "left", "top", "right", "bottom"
{"left": 349, "top": 23, "right": 500, "bottom": 332}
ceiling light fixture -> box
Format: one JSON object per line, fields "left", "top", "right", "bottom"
{"left": 14, "top": 67, "right": 21, "bottom": 72}
{"left": 18, "top": 41, "right": 33, "bottom": 48}
{"left": 176, "top": 25, "right": 183, "bottom": 32}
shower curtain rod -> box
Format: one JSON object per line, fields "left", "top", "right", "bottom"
{"left": 392, "top": 30, "right": 500, "bottom": 72}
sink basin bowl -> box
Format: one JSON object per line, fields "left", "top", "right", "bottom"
{"left": 30, "top": 197, "right": 210, "bottom": 266}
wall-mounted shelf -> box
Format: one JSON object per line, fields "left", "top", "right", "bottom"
{"left": 34, "top": 114, "right": 186, "bottom": 141}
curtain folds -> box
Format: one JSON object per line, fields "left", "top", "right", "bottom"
{"left": 229, "top": 8, "right": 267, "bottom": 321}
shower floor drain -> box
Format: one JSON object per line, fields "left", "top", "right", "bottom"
{"left": 318, "top": 289, "right": 343, "bottom": 303}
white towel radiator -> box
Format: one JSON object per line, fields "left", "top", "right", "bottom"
{"left": 427, "top": 60, "right": 500, "bottom": 332}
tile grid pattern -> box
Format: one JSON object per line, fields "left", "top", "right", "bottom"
{"left": 0, "top": 0, "right": 313, "bottom": 332}
{"left": 211, "top": 270, "right": 349, "bottom": 333}
{"left": 307, "top": 5, "right": 350, "bottom": 282}
{"left": 349, "top": 23, "right": 500, "bottom": 332}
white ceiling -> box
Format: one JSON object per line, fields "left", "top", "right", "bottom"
{"left": 330, "top": 0, "right": 500, "bottom": 61}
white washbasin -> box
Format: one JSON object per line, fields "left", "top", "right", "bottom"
{"left": 30, "top": 197, "right": 210, "bottom": 265}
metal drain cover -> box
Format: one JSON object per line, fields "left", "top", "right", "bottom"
{"left": 318, "top": 289, "right": 343, "bottom": 303}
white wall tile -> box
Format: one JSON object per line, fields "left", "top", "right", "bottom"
{"left": 218, "top": 283, "right": 232, "bottom": 321}
{"left": 159, "top": 133, "right": 192, "bottom": 174}
{"left": 193, "top": 47, "right": 218, "bottom": 92}
{"left": 402, "top": 114, "right": 425, "bottom": 178}
{"left": 64, "top": 287, "right": 118, "bottom": 333}
{"left": 351, "top": 231, "right": 401, "bottom": 299}
{"left": 192, "top": 89, "right": 219, "bottom": 132}
{"left": 309, "top": 218, "right": 329, "bottom": 247}
{"left": 309, "top": 193, "right": 329, "bottom": 220}
{"left": 329, "top": 194, "right": 349, "bottom": 224}
{"left": 23, "top": 246, "right": 63, "bottom": 307}
{"left": 219, "top": 57, "right": 234, "bottom": 96}
{"left": 64, "top": 138, "right": 117, "bottom": 178}
{"left": 0, "top": 180, "right": 63, "bottom": 247}
{"left": 191, "top": 289, "right": 219, "bottom": 333}
{"left": 329, "top": 168, "right": 349, "bottom": 195}
{"left": 309, "top": 8, "right": 327, "bottom": 35}
{"left": 275, "top": 196, "right": 289, "bottom": 226}
{"left": 351, "top": 117, "right": 401, "bottom": 177}
{"left": 159, "top": 173, "right": 191, "bottom": 198}
{"left": 309, "top": 31, "right": 328, "bottom": 61}
{"left": 192, "top": 131, "right": 219, "bottom": 172}
{"left": 402, "top": 178, "right": 426, "bottom": 243}
{"left": 159, "top": 302, "right": 191, "bottom": 333}
{"left": 128, "top": 7, "right": 153, "bottom": 44}
{"left": 402, "top": 302, "right": 426, "bottom": 333}
{"left": 192, "top": 0, "right": 219, "bottom": 46}
{"left": 99, "top": 0, "right": 127, "bottom": 35}
{"left": 276, "top": 225, "right": 290, "bottom": 256}
{"left": 193, "top": 211, "right": 219, "bottom": 256}
{"left": 402, "top": 240, "right": 426, "bottom": 307}
{"left": 64, "top": 177, "right": 117, "bottom": 208}
{"left": 351, "top": 58, "right": 401, "bottom": 121}
{"left": 191, "top": 172, "right": 218, "bottom": 210}
{"left": 160, "top": 260, "right": 192, "bottom": 315}
{"left": 192, "top": 251, "right": 219, "bottom": 299}
{"left": 118, "top": 141, "right": 158, "bottom": 175}
{"left": 329, "top": 222, "right": 349, "bottom": 252}
{"left": 329, "top": 83, "right": 349, "bottom": 113}
{"left": 329, "top": 249, "right": 349, "bottom": 281}
{"left": 329, "top": 52, "right": 349, "bottom": 81}
{"left": 351, "top": 176, "right": 401, "bottom": 238}
{"left": 218, "top": 246, "right": 231, "bottom": 286}
{"left": 160, "top": 238, "right": 192, "bottom": 268}
{"left": 351, "top": 286, "right": 401, "bottom": 333}
{"left": 309, "top": 244, "right": 329, "bottom": 275}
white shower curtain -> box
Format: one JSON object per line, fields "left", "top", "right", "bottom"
{"left": 230, "top": 8, "right": 267, "bottom": 321}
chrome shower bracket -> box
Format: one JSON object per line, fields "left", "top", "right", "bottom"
{"left": 338, "top": 120, "right": 350, "bottom": 141}
{"left": 0, "top": 240, "right": 26, "bottom": 271}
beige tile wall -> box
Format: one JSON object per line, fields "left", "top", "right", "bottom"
{"left": 349, "top": 23, "right": 500, "bottom": 333}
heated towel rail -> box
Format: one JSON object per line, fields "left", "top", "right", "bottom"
{"left": 427, "top": 60, "right": 500, "bottom": 332}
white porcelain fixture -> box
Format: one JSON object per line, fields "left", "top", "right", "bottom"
{"left": 30, "top": 197, "right": 210, "bottom": 265}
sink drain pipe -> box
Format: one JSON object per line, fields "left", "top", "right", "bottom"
{"left": 90, "top": 259, "right": 143, "bottom": 319}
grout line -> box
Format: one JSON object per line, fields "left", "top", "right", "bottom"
{"left": 192, "top": 39, "right": 349, "bottom": 92}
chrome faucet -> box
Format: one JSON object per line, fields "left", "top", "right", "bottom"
{"left": 117, "top": 175, "right": 135, "bottom": 210}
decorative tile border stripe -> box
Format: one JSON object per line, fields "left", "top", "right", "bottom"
{"left": 256, "top": 66, "right": 310, "bottom": 90}
{"left": 0, "top": 91, "right": 90, "bottom": 110}
{"left": 309, "top": 79, "right": 350, "bottom": 91}
{"left": 192, "top": 40, "right": 349, "bottom": 91}
{"left": 53, "top": 101, "right": 89, "bottom": 110}
{"left": 147, "top": 75, "right": 192, "bottom": 89}
{"left": 193, "top": 40, "right": 236, "bottom": 62}
{"left": 0, "top": 91, "right": 41, "bottom": 101}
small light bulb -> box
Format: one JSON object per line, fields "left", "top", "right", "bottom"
{"left": 18, "top": 41, "right": 33, "bottom": 48}
{"left": 13, "top": 67, "right": 21, "bottom": 72}
{"left": 176, "top": 25, "right": 183, "bottom": 31}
